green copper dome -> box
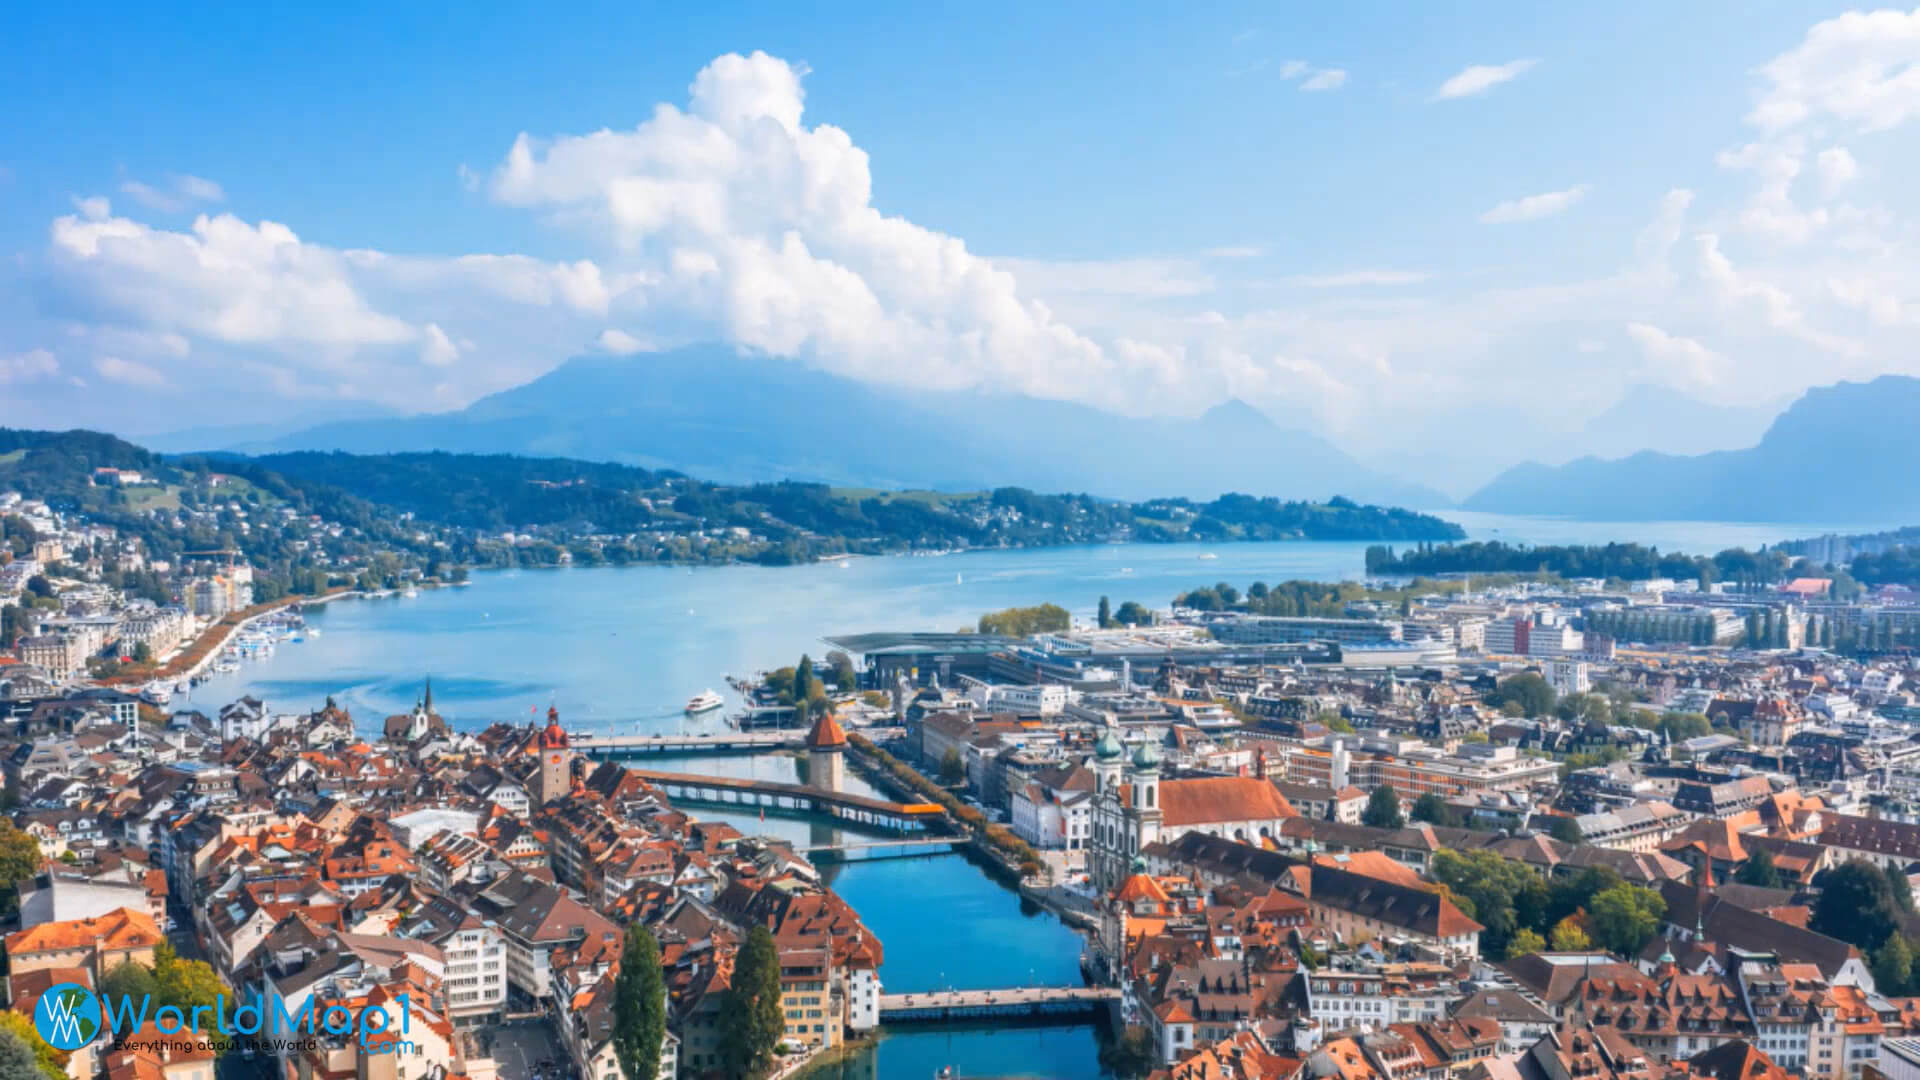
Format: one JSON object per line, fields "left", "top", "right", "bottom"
{"left": 1095, "top": 728, "right": 1125, "bottom": 760}
{"left": 1132, "top": 740, "right": 1160, "bottom": 770}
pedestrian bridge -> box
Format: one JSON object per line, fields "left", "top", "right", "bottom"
{"left": 573, "top": 731, "right": 804, "bottom": 755}
{"left": 627, "top": 768, "right": 949, "bottom": 832}
{"left": 878, "top": 986, "right": 1119, "bottom": 1023}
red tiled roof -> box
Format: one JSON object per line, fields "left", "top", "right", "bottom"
{"left": 1160, "top": 777, "right": 1298, "bottom": 827}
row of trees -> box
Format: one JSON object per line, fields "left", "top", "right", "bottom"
{"left": 977, "top": 603, "right": 1070, "bottom": 637}
{"left": 848, "top": 733, "right": 1045, "bottom": 877}
{"left": 1427, "top": 849, "right": 1667, "bottom": 959}
{"left": 1096, "top": 596, "right": 1156, "bottom": 628}
{"left": 612, "top": 920, "right": 785, "bottom": 1079}
{"left": 1365, "top": 540, "right": 1803, "bottom": 588}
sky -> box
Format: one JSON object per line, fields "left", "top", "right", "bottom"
{"left": 4, "top": 2, "right": 1919, "bottom": 493}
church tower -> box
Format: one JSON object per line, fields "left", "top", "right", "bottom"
{"left": 537, "top": 706, "right": 572, "bottom": 805}
{"left": 806, "top": 706, "right": 848, "bottom": 793}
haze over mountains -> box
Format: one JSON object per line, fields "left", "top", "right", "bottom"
{"left": 148, "top": 345, "right": 1912, "bottom": 525}
{"left": 1463, "top": 375, "right": 1920, "bottom": 523}
{"left": 222, "top": 345, "right": 1448, "bottom": 507}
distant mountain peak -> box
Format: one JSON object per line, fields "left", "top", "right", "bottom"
{"left": 1199, "top": 398, "right": 1276, "bottom": 429}
{"left": 249, "top": 343, "right": 1447, "bottom": 506}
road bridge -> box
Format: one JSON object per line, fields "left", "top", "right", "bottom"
{"left": 573, "top": 731, "right": 804, "bottom": 755}
{"left": 628, "top": 769, "right": 948, "bottom": 832}
{"left": 878, "top": 986, "right": 1119, "bottom": 1023}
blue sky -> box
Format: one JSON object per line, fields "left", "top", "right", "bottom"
{"left": 4, "top": 2, "right": 1917, "bottom": 492}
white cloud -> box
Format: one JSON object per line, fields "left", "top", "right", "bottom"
{"left": 119, "top": 174, "right": 226, "bottom": 213}
{"left": 486, "top": 50, "right": 1121, "bottom": 401}
{"left": 1625, "top": 322, "right": 1729, "bottom": 393}
{"left": 1695, "top": 233, "right": 1859, "bottom": 354}
{"left": 1816, "top": 146, "right": 1859, "bottom": 195}
{"left": 420, "top": 323, "right": 459, "bottom": 367}
{"left": 1278, "top": 60, "right": 1345, "bottom": 91}
{"left": 17, "top": 37, "right": 1920, "bottom": 486}
{"left": 1478, "top": 185, "right": 1589, "bottom": 224}
{"left": 1748, "top": 8, "right": 1920, "bottom": 133}
{"left": 1433, "top": 59, "right": 1538, "bottom": 101}
{"left": 1283, "top": 270, "right": 1430, "bottom": 288}
{"left": 94, "top": 355, "right": 169, "bottom": 388}
{"left": 1299, "top": 69, "right": 1347, "bottom": 92}
{"left": 594, "top": 328, "right": 651, "bottom": 354}
{"left": 0, "top": 348, "right": 58, "bottom": 384}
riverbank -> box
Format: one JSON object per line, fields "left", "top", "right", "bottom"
{"left": 101, "top": 586, "right": 356, "bottom": 687}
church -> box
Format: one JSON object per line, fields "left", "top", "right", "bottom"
{"left": 1088, "top": 725, "right": 1300, "bottom": 893}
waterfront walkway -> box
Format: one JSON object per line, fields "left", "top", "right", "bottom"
{"left": 626, "top": 768, "right": 950, "bottom": 831}
{"left": 573, "top": 731, "right": 803, "bottom": 754}
{"left": 878, "top": 987, "right": 1119, "bottom": 1022}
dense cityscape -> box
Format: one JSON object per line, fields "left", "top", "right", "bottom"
{"left": 11, "top": 446, "right": 1920, "bottom": 1080}
{"left": 10, "top": 6, "right": 1920, "bottom": 1080}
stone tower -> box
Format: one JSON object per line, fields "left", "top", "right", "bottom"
{"left": 537, "top": 706, "right": 572, "bottom": 805}
{"left": 806, "top": 707, "right": 848, "bottom": 793}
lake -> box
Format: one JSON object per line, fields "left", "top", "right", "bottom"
{"left": 184, "top": 512, "right": 1862, "bottom": 727}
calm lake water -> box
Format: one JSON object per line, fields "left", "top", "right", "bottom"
{"left": 186, "top": 512, "right": 1865, "bottom": 727}
{"left": 180, "top": 512, "right": 1878, "bottom": 1080}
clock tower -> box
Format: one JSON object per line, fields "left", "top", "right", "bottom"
{"left": 537, "top": 706, "right": 572, "bottom": 805}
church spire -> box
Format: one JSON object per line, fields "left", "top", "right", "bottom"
{"left": 423, "top": 676, "right": 433, "bottom": 713}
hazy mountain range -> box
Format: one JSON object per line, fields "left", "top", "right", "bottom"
{"left": 140, "top": 345, "right": 1916, "bottom": 524}
{"left": 205, "top": 345, "right": 1450, "bottom": 507}
{"left": 1463, "top": 374, "right": 1920, "bottom": 523}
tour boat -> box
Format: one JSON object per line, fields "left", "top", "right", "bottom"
{"left": 685, "top": 690, "right": 725, "bottom": 714}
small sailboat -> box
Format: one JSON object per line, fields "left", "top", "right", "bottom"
{"left": 956, "top": 572, "right": 963, "bottom": 584}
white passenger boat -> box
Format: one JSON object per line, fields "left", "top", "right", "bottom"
{"left": 685, "top": 690, "right": 725, "bottom": 714}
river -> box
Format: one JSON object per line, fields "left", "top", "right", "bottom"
{"left": 176, "top": 513, "right": 1875, "bottom": 1079}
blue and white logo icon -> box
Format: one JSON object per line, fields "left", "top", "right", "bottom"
{"left": 33, "top": 983, "right": 103, "bottom": 1051}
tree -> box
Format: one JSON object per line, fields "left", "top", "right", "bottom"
{"left": 1098, "top": 1025, "right": 1157, "bottom": 1079}
{"left": 131, "top": 641, "right": 153, "bottom": 664}
{"left": 1507, "top": 928, "right": 1546, "bottom": 959}
{"left": 148, "top": 943, "right": 233, "bottom": 1043}
{"left": 0, "top": 1011, "right": 66, "bottom": 1080}
{"left": 977, "top": 603, "right": 1071, "bottom": 637}
{"left": 717, "top": 925, "right": 784, "bottom": 1078}
{"left": 824, "top": 651, "right": 857, "bottom": 693}
{"left": 939, "top": 748, "right": 967, "bottom": 786}
{"left": 1550, "top": 917, "right": 1592, "bottom": 952}
{"left": 0, "top": 1024, "right": 61, "bottom": 1080}
{"left": 1812, "top": 860, "right": 1902, "bottom": 952}
{"left": 1874, "top": 934, "right": 1914, "bottom": 997}
{"left": 613, "top": 925, "right": 667, "bottom": 1080}
{"left": 794, "top": 655, "right": 814, "bottom": 702}
{"left": 1319, "top": 710, "right": 1355, "bottom": 735}
{"left": 1112, "top": 601, "right": 1154, "bottom": 627}
{"left": 1098, "top": 596, "right": 1112, "bottom": 629}
{"left": 1735, "top": 850, "right": 1782, "bottom": 888}
{"left": 1491, "top": 672, "right": 1556, "bottom": 717}
{"left": 1411, "top": 793, "right": 1458, "bottom": 827}
{"left": 1891, "top": 865, "right": 1916, "bottom": 914}
{"left": 0, "top": 820, "right": 39, "bottom": 918}
{"left": 1587, "top": 885, "right": 1665, "bottom": 955}
{"left": 101, "top": 961, "right": 159, "bottom": 1007}
{"left": 1429, "top": 848, "right": 1542, "bottom": 958}
{"left": 1363, "top": 785, "right": 1404, "bottom": 829}
{"left": 1547, "top": 816, "right": 1584, "bottom": 845}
